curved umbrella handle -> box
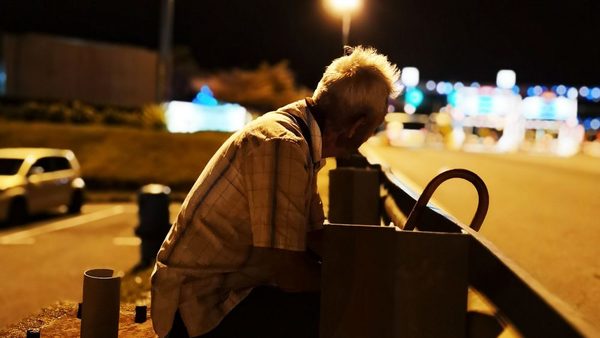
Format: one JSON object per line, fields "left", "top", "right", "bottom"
{"left": 403, "top": 169, "right": 489, "bottom": 232}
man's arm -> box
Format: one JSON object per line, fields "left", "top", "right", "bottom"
{"left": 223, "top": 246, "right": 321, "bottom": 292}
{"left": 236, "top": 137, "right": 323, "bottom": 292}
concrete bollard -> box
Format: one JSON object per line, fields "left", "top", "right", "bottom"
{"left": 80, "top": 269, "right": 121, "bottom": 338}
{"left": 134, "top": 184, "right": 172, "bottom": 269}
{"left": 328, "top": 154, "right": 381, "bottom": 225}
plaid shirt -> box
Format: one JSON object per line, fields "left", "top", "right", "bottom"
{"left": 151, "top": 99, "right": 325, "bottom": 337}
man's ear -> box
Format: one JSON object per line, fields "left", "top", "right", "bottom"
{"left": 347, "top": 116, "right": 366, "bottom": 139}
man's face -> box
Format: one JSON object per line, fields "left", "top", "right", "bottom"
{"left": 326, "top": 99, "right": 388, "bottom": 157}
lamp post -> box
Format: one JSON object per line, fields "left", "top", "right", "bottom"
{"left": 326, "top": 0, "right": 362, "bottom": 47}
{"left": 157, "top": 0, "right": 174, "bottom": 102}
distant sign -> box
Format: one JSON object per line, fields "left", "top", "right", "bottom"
{"left": 453, "top": 87, "right": 521, "bottom": 117}
{"left": 521, "top": 95, "right": 577, "bottom": 121}
{"left": 165, "top": 101, "right": 249, "bottom": 133}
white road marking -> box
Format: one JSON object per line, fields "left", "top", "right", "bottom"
{"left": 113, "top": 237, "right": 141, "bottom": 246}
{"left": 0, "top": 206, "right": 126, "bottom": 245}
{"left": 0, "top": 237, "right": 35, "bottom": 245}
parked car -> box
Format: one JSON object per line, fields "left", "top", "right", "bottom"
{"left": 0, "top": 148, "right": 85, "bottom": 225}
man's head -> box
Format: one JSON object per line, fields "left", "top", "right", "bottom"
{"left": 311, "top": 46, "right": 400, "bottom": 158}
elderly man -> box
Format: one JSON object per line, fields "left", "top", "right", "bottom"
{"left": 152, "top": 46, "right": 399, "bottom": 338}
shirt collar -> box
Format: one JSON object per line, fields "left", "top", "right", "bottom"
{"left": 290, "top": 100, "right": 325, "bottom": 171}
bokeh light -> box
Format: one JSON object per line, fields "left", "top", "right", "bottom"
{"left": 425, "top": 80, "right": 436, "bottom": 91}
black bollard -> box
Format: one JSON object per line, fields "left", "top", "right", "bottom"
{"left": 26, "top": 328, "right": 40, "bottom": 338}
{"left": 135, "top": 305, "right": 147, "bottom": 323}
{"left": 134, "top": 184, "right": 172, "bottom": 270}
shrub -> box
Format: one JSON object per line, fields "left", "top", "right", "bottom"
{"left": 193, "top": 61, "right": 312, "bottom": 112}
{"left": 69, "top": 100, "right": 98, "bottom": 124}
{"left": 141, "top": 104, "right": 167, "bottom": 130}
{"left": 46, "top": 103, "right": 69, "bottom": 122}
{"left": 0, "top": 99, "right": 166, "bottom": 130}
{"left": 22, "top": 102, "right": 47, "bottom": 120}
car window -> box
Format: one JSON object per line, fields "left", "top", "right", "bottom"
{"left": 31, "top": 156, "right": 73, "bottom": 173}
{"left": 403, "top": 122, "right": 426, "bottom": 130}
{"left": 0, "top": 158, "right": 24, "bottom": 175}
{"left": 52, "top": 157, "right": 72, "bottom": 171}
{"left": 31, "top": 157, "right": 55, "bottom": 173}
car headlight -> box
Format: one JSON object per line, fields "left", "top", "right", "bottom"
{"left": 72, "top": 178, "right": 86, "bottom": 189}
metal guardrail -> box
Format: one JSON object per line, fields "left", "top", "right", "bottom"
{"left": 335, "top": 153, "right": 597, "bottom": 337}
{"left": 386, "top": 170, "right": 597, "bottom": 337}
{"left": 380, "top": 168, "right": 596, "bottom": 337}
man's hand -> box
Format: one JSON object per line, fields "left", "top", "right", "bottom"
{"left": 307, "top": 229, "right": 324, "bottom": 258}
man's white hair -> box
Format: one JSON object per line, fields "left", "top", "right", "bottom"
{"left": 313, "top": 46, "right": 400, "bottom": 126}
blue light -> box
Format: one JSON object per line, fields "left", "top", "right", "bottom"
{"left": 405, "top": 87, "right": 424, "bottom": 107}
{"left": 527, "top": 87, "right": 536, "bottom": 97}
{"left": 447, "top": 90, "right": 458, "bottom": 107}
{"left": 556, "top": 85, "right": 567, "bottom": 96}
{"left": 478, "top": 95, "right": 493, "bottom": 114}
{"left": 583, "top": 118, "right": 593, "bottom": 130}
{"left": 512, "top": 85, "right": 520, "bottom": 94}
{"left": 470, "top": 82, "right": 480, "bottom": 88}
{"left": 444, "top": 82, "right": 454, "bottom": 94}
{"left": 0, "top": 69, "right": 5, "bottom": 95}
{"left": 591, "top": 87, "right": 600, "bottom": 100}
{"left": 193, "top": 85, "right": 218, "bottom": 106}
{"left": 540, "top": 102, "right": 556, "bottom": 120}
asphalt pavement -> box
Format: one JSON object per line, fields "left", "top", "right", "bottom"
{"left": 0, "top": 204, "right": 142, "bottom": 327}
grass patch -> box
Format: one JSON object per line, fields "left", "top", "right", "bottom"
{"left": 121, "top": 267, "right": 153, "bottom": 305}
{"left": 0, "top": 120, "right": 231, "bottom": 191}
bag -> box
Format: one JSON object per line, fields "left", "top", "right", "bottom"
{"left": 320, "top": 168, "right": 489, "bottom": 338}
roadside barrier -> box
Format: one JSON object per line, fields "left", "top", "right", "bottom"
{"left": 323, "top": 153, "right": 596, "bottom": 338}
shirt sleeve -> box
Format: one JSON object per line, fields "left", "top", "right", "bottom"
{"left": 309, "top": 189, "right": 325, "bottom": 230}
{"left": 243, "top": 138, "right": 311, "bottom": 251}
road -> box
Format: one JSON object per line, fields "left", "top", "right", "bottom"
{"left": 0, "top": 204, "right": 142, "bottom": 327}
{"left": 361, "top": 141, "right": 600, "bottom": 330}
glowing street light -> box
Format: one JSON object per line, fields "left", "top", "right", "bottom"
{"left": 496, "top": 69, "right": 516, "bottom": 90}
{"left": 401, "top": 67, "right": 420, "bottom": 87}
{"left": 325, "top": 0, "right": 363, "bottom": 47}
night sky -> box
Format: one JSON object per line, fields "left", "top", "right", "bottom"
{"left": 1, "top": 0, "right": 599, "bottom": 89}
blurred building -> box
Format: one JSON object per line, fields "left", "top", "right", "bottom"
{"left": 1, "top": 33, "right": 160, "bottom": 106}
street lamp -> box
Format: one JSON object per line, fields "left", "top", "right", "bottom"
{"left": 157, "top": 0, "right": 174, "bottom": 102}
{"left": 325, "top": 0, "right": 363, "bottom": 47}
